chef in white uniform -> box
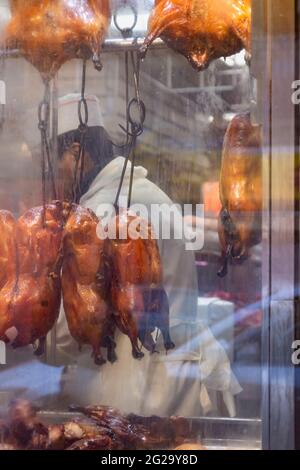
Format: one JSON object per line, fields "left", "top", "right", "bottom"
{"left": 55, "top": 93, "right": 241, "bottom": 417}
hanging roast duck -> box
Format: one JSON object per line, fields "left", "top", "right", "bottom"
{"left": 5, "top": 0, "right": 111, "bottom": 79}
{"left": 106, "top": 210, "right": 174, "bottom": 358}
{"left": 218, "top": 113, "right": 262, "bottom": 277}
{"left": 62, "top": 203, "right": 116, "bottom": 365}
{"left": 0, "top": 202, "right": 65, "bottom": 353}
{"left": 141, "top": 0, "right": 251, "bottom": 71}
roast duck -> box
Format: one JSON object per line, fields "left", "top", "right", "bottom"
{"left": 62, "top": 204, "right": 116, "bottom": 365}
{"left": 0, "top": 202, "right": 65, "bottom": 354}
{"left": 218, "top": 113, "right": 262, "bottom": 277}
{"left": 107, "top": 211, "right": 175, "bottom": 358}
{"left": 5, "top": 0, "right": 111, "bottom": 79}
{"left": 0, "top": 203, "right": 173, "bottom": 363}
{"left": 0, "top": 400, "right": 193, "bottom": 450}
{"left": 141, "top": 0, "right": 251, "bottom": 71}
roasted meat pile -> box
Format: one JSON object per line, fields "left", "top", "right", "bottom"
{"left": 107, "top": 211, "right": 174, "bottom": 358}
{"left": 141, "top": 0, "right": 251, "bottom": 70}
{"left": 0, "top": 202, "right": 65, "bottom": 353}
{"left": 62, "top": 204, "right": 116, "bottom": 365}
{"left": 5, "top": 0, "right": 111, "bottom": 78}
{"left": 0, "top": 401, "right": 192, "bottom": 450}
{"left": 218, "top": 113, "right": 262, "bottom": 277}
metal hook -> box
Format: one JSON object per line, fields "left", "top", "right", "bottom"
{"left": 38, "top": 80, "right": 57, "bottom": 219}
{"left": 113, "top": 3, "right": 138, "bottom": 38}
{"left": 127, "top": 97, "right": 146, "bottom": 134}
{"left": 114, "top": 52, "right": 146, "bottom": 209}
{"left": 78, "top": 98, "right": 88, "bottom": 128}
{"left": 72, "top": 60, "right": 89, "bottom": 203}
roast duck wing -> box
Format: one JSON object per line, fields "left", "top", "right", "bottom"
{"left": 218, "top": 113, "right": 262, "bottom": 277}
{"left": 5, "top": 0, "right": 111, "bottom": 79}
{"left": 62, "top": 204, "right": 116, "bottom": 365}
{"left": 107, "top": 211, "right": 174, "bottom": 358}
{"left": 0, "top": 202, "right": 65, "bottom": 352}
{"left": 141, "top": 0, "right": 251, "bottom": 70}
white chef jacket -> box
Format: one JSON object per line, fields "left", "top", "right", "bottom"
{"left": 55, "top": 157, "right": 241, "bottom": 416}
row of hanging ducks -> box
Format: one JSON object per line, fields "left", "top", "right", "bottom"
{"left": 4, "top": 0, "right": 251, "bottom": 80}
{"left": 0, "top": 202, "right": 175, "bottom": 365}
{"left": 0, "top": 1, "right": 262, "bottom": 363}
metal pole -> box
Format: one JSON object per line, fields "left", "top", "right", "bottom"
{"left": 0, "top": 37, "right": 165, "bottom": 59}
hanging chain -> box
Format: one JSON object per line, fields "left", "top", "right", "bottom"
{"left": 114, "top": 50, "right": 146, "bottom": 210}
{"left": 111, "top": 3, "right": 146, "bottom": 211}
{"left": 72, "top": 59, "right": 89, "bottom": 204}
{"left": 38, "top": 80, "right": 57, "bottom": 225}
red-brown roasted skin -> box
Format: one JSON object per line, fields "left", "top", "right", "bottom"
{"left": 107, "top": 211, "right": 174, "bottom": 357}
{"left": 0, "top": 202, "right": 64, "bottom": 351}
{"left": 141, "top": 0, "right": 251, "bottom": 71}
{"left": 6, "top": 0, "right": 111, "bottom": 79}
{"left": 0, "top": 211, "right": 17, "bottom": 344}
{"left": 218, "top": 114, "right": 262, "bottom": 277}
{"left": 62, "top": 204, "right": 115, "bottom": 365}
{"left": 0, "top": 211, "right": 16, "bottom": 288}
{"left": 12, "top": 203, "right": 64, "bottom": 350}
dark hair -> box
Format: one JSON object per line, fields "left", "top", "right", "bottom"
{"left": 57, "top": 125, "right": 114, "bottom": 195}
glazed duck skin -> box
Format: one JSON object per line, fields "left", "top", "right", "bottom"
{"left": 141, "top": 0, "right": 251, "bottom": 71}
{"left": 218, "top": 113, "right": 262, "bottom": 277}
{"left": 12, "top": 203, "right": 64, "bottom": 350}
{"left": 0, "top": 202, "right": 65, "bottom": 352}
{"left": 62, "top": 204, "right": 116, "bottom": 365}
{"left": 107, "top": 212, "right": 174, "bottom": 357}
{"left": 6, "top": 0, "right": 111, "bottom": 79}
{"left": 0, "top": 211, "right": 17, "bottom": 343}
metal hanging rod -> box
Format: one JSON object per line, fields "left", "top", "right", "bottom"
{"left": 103, "top": 36, "right": 164, "bottom": 53}
{"left": 0, "top": 37, "right": 165, "bottom": 59}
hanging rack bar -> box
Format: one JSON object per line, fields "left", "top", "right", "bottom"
{"left": 0, "top": 38, "right": 165, "bottom": 59}
{"left": 103, "top": 37, "right": 164, "bottom": 53}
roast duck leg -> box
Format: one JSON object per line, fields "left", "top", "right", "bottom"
{"left": 0, "top": 202, "right": 65, "bottom": 353}
{"left": 62, "top": 204, "right": 116, "bottom": 365}
{"left": 5, "top": 0, "right": 111, "bottom": 79}
{"left": 141, "top": 0, "right": 251, "bottom": 71}
{"left": 106, "top": 211, "right": 175, "bottom": 358}
{"left": 218, "top": 113, "right": 262, "bottom": 277}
